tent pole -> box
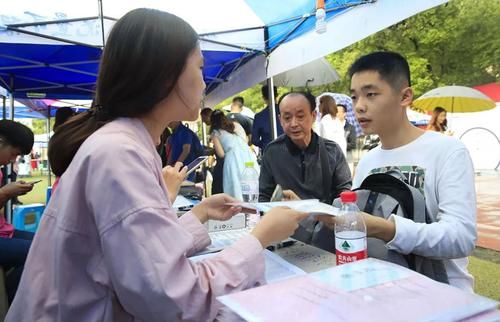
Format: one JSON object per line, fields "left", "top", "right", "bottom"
{"left": 98, "top": 0, "right": 106, "bottom": 47}
{"left": 5, "top": 76, "right": 14, "bottom": 223}
{"left": 46, "top": 106, "right": 52, "bottom": 186}
{"left": 2, "top": 95, "right": 5, "bottom": 119}
{"left": 267, "top": 77, "right": 278, "bottom": 141}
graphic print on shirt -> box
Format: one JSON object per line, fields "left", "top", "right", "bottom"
{"left": 368, "top": 165, "right": 426, "bottom": 197}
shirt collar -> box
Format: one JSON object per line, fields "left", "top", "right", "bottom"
{"left": 284, "top": 131, "right": 318, "bottom": 155}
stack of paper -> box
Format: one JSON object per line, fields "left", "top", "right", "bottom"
{"left": 218, "top": 258, "right": 499, "bottom": 322}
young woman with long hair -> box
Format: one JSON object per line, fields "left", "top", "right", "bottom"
{"left": 6, "top": 9, "right": 306, "bottom": 322}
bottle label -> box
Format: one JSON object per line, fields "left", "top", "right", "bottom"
{"left": 335, "top": 234, "right": 367, "bottom": 265}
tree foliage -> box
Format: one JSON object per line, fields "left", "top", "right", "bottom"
{"left": 215, "top": 0, "right": 500, "bottom": 110}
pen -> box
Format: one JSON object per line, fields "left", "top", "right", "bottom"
{"left": 266, "top": 240, "right": 296, "bottom": 251}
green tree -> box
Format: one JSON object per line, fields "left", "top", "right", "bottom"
{"left": 215, "top": 0, "right": 499, "bottom": 106}
{"left": 31, "top": 119, "right": 53, "bottom": 135}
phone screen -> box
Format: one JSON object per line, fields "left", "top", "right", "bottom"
{"left": 186, "top": 156, "right": 208, "bottom": 175}
{"left": 271, "top": 184, "right": 283, "bottom": 202}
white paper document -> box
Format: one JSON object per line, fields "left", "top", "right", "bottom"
{"left": 190, "top": 249, "right": 306, "bottom": 284}
{"left": 194, "top": 228, "right": 251, "bottom": 255}
{"left": 218, "top": 258, "right": 499, "bottom": 322}
{"left": 262, "top": 250, "right": 306, "bottom": 283}
{"left": 234, "top": 199, "right": 340, "bottom": 217}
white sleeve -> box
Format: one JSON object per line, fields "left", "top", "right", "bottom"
{"left": 386, "top": 148, "right": 477, "bottom": 259}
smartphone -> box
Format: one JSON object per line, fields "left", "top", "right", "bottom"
{"left": 29, "top": 180, "right": 43, "bottom": 185}
{"left": 270, "top": 184, "right": 283, "bottom": 202}
{"left": 186, "top": 156, "right": 208, "bottom": 175}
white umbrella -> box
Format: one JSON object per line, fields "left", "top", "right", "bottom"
{"left": 272, "top": 58, "right": 339, "bottom": 88}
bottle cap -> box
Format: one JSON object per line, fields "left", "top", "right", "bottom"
{"left": 340, "top": 191, "right": 357, "bottom": 203}
{"left": 244, "top": 161, "right": 254, "bottom": 168}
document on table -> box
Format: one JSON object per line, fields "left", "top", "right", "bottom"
{"left": 218, "top": 258, "right": 499, "bottom": 322}
{"left": 226, "top": 199, "right": 340, "bottom": 217}
{"left": 194, "top": 228, "right": 251, "bottom": 255}
{"left": 190, "top": 249, "right": 306, "bottom": 284}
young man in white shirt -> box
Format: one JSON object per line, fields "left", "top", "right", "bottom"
{"left": 319, "top": 52, "right": 476, "bottom": 291}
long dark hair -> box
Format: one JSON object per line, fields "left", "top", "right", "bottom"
{"left": 427, "top": 106, "right": 447, "bottom": 132}
{"left": 210, "top": 110, "right": 235, "bottom": 134}
{"left": 49, "top": 9, "right": 198, "bottom": 176}
{"left": 319, "top": 95, "right": 338, "bottom": 118}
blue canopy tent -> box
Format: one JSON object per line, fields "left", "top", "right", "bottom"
{"left": 1, "top": 0, "right": 448, "bottom": 222}
{"left": 1, "top": 0, "right": 448, "bottom": 104}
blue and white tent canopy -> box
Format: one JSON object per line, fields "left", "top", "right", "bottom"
{"left": 1, "top": 0, "right": 447, "bottom": 105}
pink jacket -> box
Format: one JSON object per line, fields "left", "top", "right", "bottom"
{"left": 6, "top": 118, "right": 264, "bottom": 322}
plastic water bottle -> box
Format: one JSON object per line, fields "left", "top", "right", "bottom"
{"left": 240, "top": 161, "right": 260, "bottom": 229}
{"left": 335, "top": 191, "right": 367, "bottom": 265}
{"left": 315, "top": 7, "right": 327, "bottom": 34}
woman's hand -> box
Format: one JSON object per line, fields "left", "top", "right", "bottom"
{"left": 162, "top": 162, "right": 187, "bottom": 204}
{"left": 282, "top": 190, "right": 301, "bottom": 201}
{"left": 191, "top": 194, "right": 242, "bottom": 224}
{"left": 251, "top": 207, "right": 308, "bottom": 248}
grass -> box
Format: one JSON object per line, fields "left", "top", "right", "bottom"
{"left": 17, "top": 173, "right": 52, "bottom": 205}
{"left": 15, "top": 173, "right": 500, "bottom": 301}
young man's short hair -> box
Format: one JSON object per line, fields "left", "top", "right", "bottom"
{"left": 277, "top": 91, "right": 316, "bottom": 113}
{"left": 0, "top": 119, "right": 34, "bottom": 154}
{"left": 232, "top": 96, "right": 244, "bottom": 106}
{"left": 348, "top": 51, "right": 411, "bottom": 90}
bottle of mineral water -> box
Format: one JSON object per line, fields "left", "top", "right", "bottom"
{"left": 240, "top": 161, "right": 260, "bottom": 229}
{"left": 335, "top": 191, "right": 367, "bottom": 265}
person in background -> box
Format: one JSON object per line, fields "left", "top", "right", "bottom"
{"left": 7, "top": 9, "right": 307, "bottom": 322}
{"left": 259, "top": 91, "right": 351, "bottom": 250}
{"left": 157, "top": 127, "right": 172, "bottom": 167}
{"left": 166, "top": 121, "right": 199, "bottom": 166}
{"left": 0, "top": 120, "right": 35, "bottom": 305}
{"left": 318, "top": 95, "right": 347, "bottom": 156}
{"left": 53, "top": 107, "right": 76, "bottom": 132}
{"left": 201, "top": 108, "right": 224, "bottom": 194}
{"left": 51, "top": 107, "right": 77, "bottom": 191}
{"left": 336, "top": 103, "right": 357, "bottom": 171}
{"left": 210, "top": 110, "right": 258, "bottom": 200}
{"left": 227, "top": 96, "right": 253, "bottom": 144}
{"left": 427, "top": 106, "right": 453, "bottom": 135}
{"left": 251, "top": 85, "right": 284, "bottom": 152}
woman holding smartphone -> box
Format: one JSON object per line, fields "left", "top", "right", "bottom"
{"left": 0, "top": 120, "right": 36, "bottom": 306}
{"left": 6, "top": 9, "right": 307, "bottom": 322}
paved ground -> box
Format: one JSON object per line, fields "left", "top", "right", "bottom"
{"left": 475, "top": 171, "right": 500, "bottom": 252}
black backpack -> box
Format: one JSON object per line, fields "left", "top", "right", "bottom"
{"left": 352, "top": 171, "right": 449, "bottom": 284}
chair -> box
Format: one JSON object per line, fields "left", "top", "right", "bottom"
{"left": 0, "top": 266, "right": 8, "bottom": 320}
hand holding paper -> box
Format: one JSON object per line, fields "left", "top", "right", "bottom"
{"left": 226, "top": 200, "right": 340, "bottom": 217}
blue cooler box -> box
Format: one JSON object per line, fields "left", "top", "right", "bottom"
{"left": 12, "top": 203, "right": 45, "bottom": 233}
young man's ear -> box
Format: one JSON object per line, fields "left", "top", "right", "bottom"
{"left": 401, "top": 87, "right": 413, "bottom": 107}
